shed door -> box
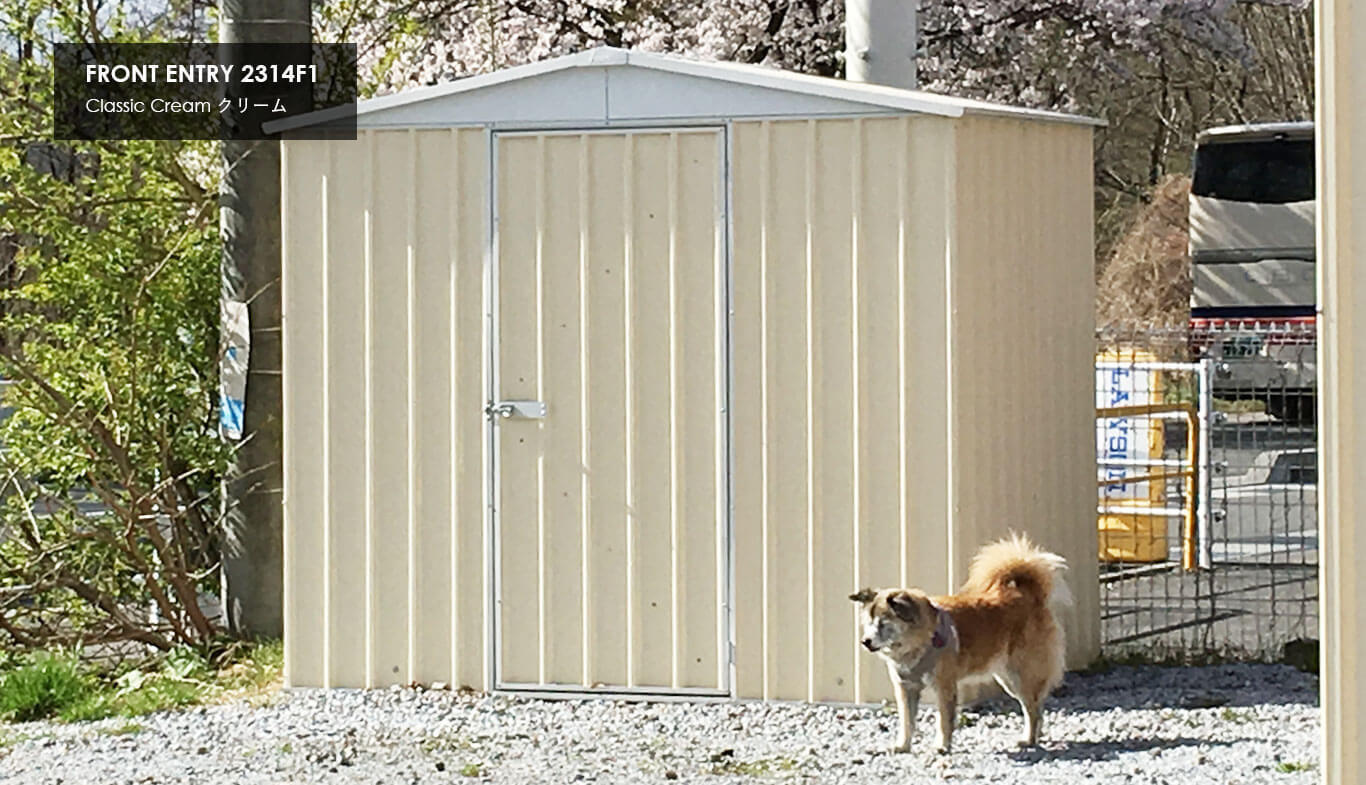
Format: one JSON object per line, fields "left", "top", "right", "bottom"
{"left": 491, "top": 129, "right": 730, "bottom": 695}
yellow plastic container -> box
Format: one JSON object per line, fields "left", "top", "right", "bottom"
{"left": 1096, "top": 349, "right": 1168, "bottom": 563}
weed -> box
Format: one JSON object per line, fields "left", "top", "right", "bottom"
{"left": 1275, "top": 761, "right": 1314, "bottom": 774}
{"left": 710, "top": 756, "right": 797, "bottom": 776}
{"left": 1219, "top": 707, "right": 1254, "bottom": 724}
{"left": 61, "top": 654, "right": 210, "bottom": 722}
{"left": 421, "top": 733, "right": 473, "bottom": 754}
{"left": 0, "top": 640, "right": 284, "bottom": 724}
{"left": 212, "top": 641, "right": 283, "bottom": 704}
{"left": 0, "top": 651, "right": 92, "bottom": 722}
{"left": 102, "top": 721, "right": 144, "bottom": 736}
{"left": 459, "top": 762, "right": 482, "bottom": 777}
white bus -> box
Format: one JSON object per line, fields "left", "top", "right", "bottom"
{"left": 1188, "top": 121, "right": 1316, "bottom": 421}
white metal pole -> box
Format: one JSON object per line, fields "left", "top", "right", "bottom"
{"left": 1197, "top": 358, "right": 1214, "bottom": 570}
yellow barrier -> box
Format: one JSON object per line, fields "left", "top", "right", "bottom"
{"left": 1096, "top": 402, "right": 1198, "bottom": 571}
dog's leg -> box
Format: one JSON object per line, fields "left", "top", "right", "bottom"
{"left": 1021, "top": 697, "right": 1043, "bottom": 747}
{"left": 1019, "top": 671, "right": 1051, "bottom": 747}
{"left": 933, "top": 675, "right": 957, "bottom": 754}
{"left": 993, "top": 669, "right": 1033, "bottom": 747}
{"left": 1005, "top": 661, "right": 1054, "bottom": 747}
{"left": 887, "top": 664, "right": 918, "bottom": 753}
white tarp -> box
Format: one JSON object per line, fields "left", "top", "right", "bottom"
{"left": 220, "top": 300, "right": 249, "bottom": 441}
{"left": 1096, "top": 362, "right": 1160, "bottom": 503}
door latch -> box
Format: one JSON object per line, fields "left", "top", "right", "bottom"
{"left": 484, "top": 400, "right": 547, "bottom": 420}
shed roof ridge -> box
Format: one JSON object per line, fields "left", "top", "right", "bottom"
{"left": 264, "top": 45, "right": 1104, "bottom": 134}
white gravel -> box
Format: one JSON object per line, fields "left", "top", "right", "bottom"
{"left": 0, "top": 664, "right": 1318, "bottom": 784}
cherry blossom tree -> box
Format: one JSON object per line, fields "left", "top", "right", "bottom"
{"left": 314, "top": 0, "right": 1311, "bottom": 252}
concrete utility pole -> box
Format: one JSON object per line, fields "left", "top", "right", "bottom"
{"left": 844, "top": 0, "right": 917, "bottom": 90}
{"left": 219, "top": 0, "right": 309, "bottom": 638}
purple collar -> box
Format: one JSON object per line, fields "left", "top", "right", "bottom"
{"left": 929, "top": 604, "right": 959, "bottom": 651}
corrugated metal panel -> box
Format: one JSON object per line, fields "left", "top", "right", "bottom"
{"left": 281, "top": 129, "right": 488, "bottom": 689}
{"left": 492, "top": 130, "right": 728, "bottom": 693}
{"left": 947, "top": 116, "right": 1100, "bottom": 669}
{"left": 729, "top": 117, "right": 956, "bottom": 703}
{"left": 1318, "top": 0, "right": 1362, "bottom": 779}
{"left": 285, "top": 114, "right": 1098, "bottom": 700}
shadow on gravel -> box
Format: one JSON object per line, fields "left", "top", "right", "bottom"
{"left": 962, "top": 664, "right": 1319, "bottom": 714}
{"left": 1007, "top": 737, "right": 1238, "bottom": 763}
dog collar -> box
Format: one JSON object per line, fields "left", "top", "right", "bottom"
{"left": 929, "top": 604, "right": 958, "bottom": 651}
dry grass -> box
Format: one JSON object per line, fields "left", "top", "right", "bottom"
{"left": 207, "top": 641, "right": 283, "bottom": 707}
{"left": 1097, "top": 174, "right": 1193, "bottom": 330}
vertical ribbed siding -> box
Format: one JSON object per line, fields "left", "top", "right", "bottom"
{"left": 281, "top": 129, "right": 488, "bottom": 689}
{"left": 280, "top": 139, "right": 325, "bottom": 688}
{"left": 493, "top": 130, "right": 726, "bottom": 693}
{"left": 284, "top": 114, "right": 1097, "bottom": 698}
{"left": 1319, "top": 1, "right": 1364, "bottom": 780}
{"left": 729, "top": 117, "right": 955, "bottom": 703}
{"left": 948, "top": 116, "right": 1099, "bottom": 669}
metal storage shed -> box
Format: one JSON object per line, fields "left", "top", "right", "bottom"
{"left": 271, "top": 46, "right": 1102, "bottom": 703}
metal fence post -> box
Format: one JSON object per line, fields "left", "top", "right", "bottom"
{"left": 1197, "top": 357, "right": 1214, "bottom": 570}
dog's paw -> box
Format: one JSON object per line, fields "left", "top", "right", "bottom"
{"left": 1015, "top": 738, "right": 1039, "bottom": 749}
{"left": 886, "top": 742, "right": 912, "bottom": 755}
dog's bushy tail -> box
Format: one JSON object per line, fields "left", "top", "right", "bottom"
{"left": 961, "top": 532, "right": 1070, "bottom": 609}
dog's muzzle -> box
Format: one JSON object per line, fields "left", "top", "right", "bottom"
{"left": 861, "top": 637, "right": 878, "bottom": 652}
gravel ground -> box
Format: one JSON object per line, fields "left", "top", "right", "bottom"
{"left": 0, "top": 664, "right": 1318, "bottom": 784}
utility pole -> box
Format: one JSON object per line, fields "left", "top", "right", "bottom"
{"left": 219, "top": 0, "right": 309, "bottom": 638}
{"left": 844, "top": 0, "right": 917, "bottom": 90}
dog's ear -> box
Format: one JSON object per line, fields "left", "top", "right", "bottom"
{"left": 848, "top": 588, "right": 876, "bottom": 604}
{"left": 887, "top": 592, "right": 919, "bottom": 623}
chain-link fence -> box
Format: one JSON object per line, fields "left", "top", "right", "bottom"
{"left": 1096, "top": 320, "right": 1318, "bottom": 661}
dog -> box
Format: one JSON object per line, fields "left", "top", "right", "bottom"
{"left": 849, "top": 533, "right": 1072, "bottom": 754}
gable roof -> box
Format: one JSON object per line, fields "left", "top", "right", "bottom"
{"left": 266, "top": 46, "right": 1104, "bottom": 134}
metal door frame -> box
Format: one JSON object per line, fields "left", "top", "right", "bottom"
{"left": 485, "top": 125, "right": 734, "bottom": 697}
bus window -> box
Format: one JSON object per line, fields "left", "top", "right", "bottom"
{"left": 1191, "top": 139, "right": 1314, "bottom": 204}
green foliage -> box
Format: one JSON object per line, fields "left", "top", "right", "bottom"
{"left": 0, "top": 640, "right": 282, "bottom": 723}
{"left": 0, "top": 1, "right": 228, "bottom": 652}
{"left": 213, "top": 639, "right": 283, "bottom": 694}
{"left": 63, "top": 646, "right": 212, "bottom": 720}
{"left": 0, "top": 651, "right": 92, "bottom": 722}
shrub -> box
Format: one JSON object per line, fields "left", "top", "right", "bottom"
{"left": 0, "top": 651, "right": 91, "bottom": 722}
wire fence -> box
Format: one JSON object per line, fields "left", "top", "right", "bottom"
{"left": 1096, "top": 320, "right": 1318, "bottom": 661}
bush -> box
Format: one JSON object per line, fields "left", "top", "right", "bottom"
{"left": 1, "top": 10, "right": 228, "bottom": 654}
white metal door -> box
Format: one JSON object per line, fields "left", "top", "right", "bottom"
{"left": 490, "top": 128, "right": 730, "bottom": 695}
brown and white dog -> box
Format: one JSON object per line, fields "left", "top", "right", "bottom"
{"left": 850, "top": 534, "right": 1072, "bottom": 754}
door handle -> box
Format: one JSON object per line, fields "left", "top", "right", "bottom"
{"left": 485, "top": 400, "right": 547, "bottom": 420}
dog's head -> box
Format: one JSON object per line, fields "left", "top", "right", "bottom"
{"left": 849, "top": 587, "right": 940, "bottom": 656}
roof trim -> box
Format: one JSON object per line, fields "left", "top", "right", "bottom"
{"left": 1196, "top": 121, "right": 1314, "bottom": 143}
{"left": 265, "top": 46, "right": 1104, "bottom": 134}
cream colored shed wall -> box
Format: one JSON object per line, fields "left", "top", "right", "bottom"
{"left": 281, "top": 129, "right": 489, "bottom": 690}
{"left": 1317, "top": 0, "right": 1363, "bottom": 780}
{"left": 282, "top": 113, "right": 1098, "bottom": 698}
{"left": 948, "top": 116, "right": 1100, "bottom": 669}
{"left": 729, "top": 116, "right": 956, "bottom": 703}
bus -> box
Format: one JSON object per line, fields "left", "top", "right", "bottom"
{"left": 1188, "top": 121, "right": 1316, "bottom": 422}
